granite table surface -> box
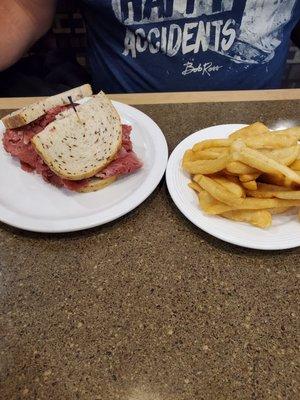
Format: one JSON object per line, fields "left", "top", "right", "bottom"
{"left": 0, "top": 101, "right": 299, "bottom": 400}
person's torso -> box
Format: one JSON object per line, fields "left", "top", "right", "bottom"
{"left": 80, "top": 0, "right": 300, "bottom": 93}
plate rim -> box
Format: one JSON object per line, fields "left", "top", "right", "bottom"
{"left": 166, "top": 123, "right": 300, "bottom": 251}
{"left": 0, "top": 100, "right": 168, "bottom": 233}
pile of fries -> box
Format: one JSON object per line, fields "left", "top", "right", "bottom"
{"left": 183, "top": 122, "right": 300, "bottom": 228}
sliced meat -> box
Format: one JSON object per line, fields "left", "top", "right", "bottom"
{"left": 4, "top": 134, "right": 41, "bottom": 168}
{"left": 12, "top": 104, "right": 72, "bottom": 144}
{"left": 62, "top": 179, "right": 88, "bottom": 191}
{"left": 20, "top": 161, "right": 35, "bottom": 173}
{"left": 3, "top": 105, "right": 75, "bottom": 188}
{"left": 3, "top": 104, "right": 72, "bottom": 167}
{"left": 35, "top": 158, "right": 64, "bottom": 187}
{"left": 121, "top": 124, "right": 133, "bottom": 152}
{"left": 96, "top": 152, "right": 142, "bottom": 179}
{"left": 115, "top": 146, "right": 128, "bottom": 159}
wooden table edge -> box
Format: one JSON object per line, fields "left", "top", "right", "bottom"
{"left": 0, "top": 89, "right": 299, "bottom": 109}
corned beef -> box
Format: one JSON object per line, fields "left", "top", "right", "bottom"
{"left": 96, "top": 125, "right": 142, "bottom": 179}
{"left": 96, "top": 150, "right": 142, "bottom": 179}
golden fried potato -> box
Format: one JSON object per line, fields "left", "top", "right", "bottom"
{"left": 241, "top": 180, "right": 258, "bottom": 191}
{"left": 183, "top": 155, "right": 229, "bottom": 174}
{"left": 268, "top": 207, "right": 292, "bottom": 215}
{"left": 243, "top": 134, "right": 297, "bottom": 149}
{"left": 197, "top": 190, "right": 217, "bottom": 212}
{"left": 260, "top": 145, "right": 299, "bottom": 166}
{"left": 239, "top": 173, "right": 260, "bottom": 182}
{"left": 229, "top": 122, "right": 269, "bottom": 140}
{"left": 193, "top": 147, "right": 229, "bottom": 160}
{"left": 188, "top": 181, "right": 202, "bottom": 193}
{"left": 274, "top": 126, "right": 300, "bottom": 141}
{"left": 210, "top": 175, "right": 245, "bottom": 198}
{"left": 260, "top": 172, "right": 287, "bottom": 187}
{"left": 226, "top": 161, "right": 258, "bottom": 175}
{"left": 204, "top": 197, "right": 300, "bottom": 214}
{"left": 290, "top": 159, "right": 300, "bottom": 170}
{"left": 231, "top": 140, "right": 300, "bottom": 184}
{"left": 182, "top": 149, "right": 195, "bottom": 164}
{"left": 194, "top": 175, "right": 243, "bottom": 206}
{"left": 256, "top": 183, "right": 292, "bottom": 192}
{"left": 192, "top": 139, "right": 231, "bottom": 152}
{"left": 245, "top": 182, "right": 299, "bottom": 199}
{"left": 272, "top": 191, "right": 300, "bottom": 200}
{"left": 221, "top": 210, "right": 272, "bottom": 229}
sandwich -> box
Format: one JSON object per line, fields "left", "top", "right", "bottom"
{"left": 2, "top": 84, "right": 142, "bottom": 192}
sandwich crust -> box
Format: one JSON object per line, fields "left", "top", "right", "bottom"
{"left": 2, "top": 84, "right": 92, "bottom": 129}
{"left": 76, "top": 176, "right": 117, "bottom": 192}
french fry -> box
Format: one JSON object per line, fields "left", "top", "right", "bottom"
{"left": 226, "top": 161, "right": 258, "bottom": 175}
{"left": 260, "top": 145, "right": 299, "bottom": 166}
{"left": 239, "top": 173, "right": 260, "bottom": 182}
{"left": 246, "top": 189, "right": 300, "bottom": 200}
{"left": 243, "top": 134, "right": 297, "bottom": 149}
{"left": 242, "top": 180, "right": 257, "bottom": 191}
{"left": 188, "top": 181, "right": 202, "bottom": 193}
{"left": 197, "top": 189, "right": 213, "bottom": 208}
{"left": 194, "top": 175, "right": 243, "bottom": 206}
{"left": 183, "top": 155, "right": 229, "bottom": 174}
{"left": 290, "top": 159, "right": 300, "bottom": 170}
{"left": 297, "top": 144, "right": 300, "bottom": 159}
{"left": 221, "top": 210, "right": 272, "bottom": 229}
{"left": 263, "top": 174, "right": 295, "bottom": 189}
{"left": 245, "top": 184, "right": 297, "bottom": 198}
{"left": 256, "top": 183, "right": 292, "bottom": 191}
{"left": 272, "top": 191, "right": 300, "bottom": 200}
{"left": 284, "top": 177, "right": 294, "bottom": 188}
{"left": 260, "top": 172, "right": 287, "bottom": 187}
{"left": 193, "top": 147, "right": 229, "bottom": 160}
{"left": 229, "top": 122, "right": 269, "bottom": 140}
{"left": 222, "top": 169, "right": 238, "bottom": 177}
{"left": 192, "top": 139, "right": 231, "bottom": 152}
{"left": 274, "top": 126, "right": 300, "bottom": 141}
{"left": 205, "top": 198, "right": 300, "bottom": 214}
{"left": 231, "top": 140, "right": 300, "bottom": 184}
{"left": 210, "top": 176, "right": 245, "bottom": 198}
{"left": 183, "top": 149, "right": 195, "bottom": 164}
{"left": 268, "top": 207, "right": 292, "bottom": 215}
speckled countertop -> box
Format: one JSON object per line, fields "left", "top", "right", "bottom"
{"left": 0, "top": 101, "right": 299, "bottom": 400}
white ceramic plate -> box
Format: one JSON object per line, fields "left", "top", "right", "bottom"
{"left": 166, "top": 124, "right": 300, "bottom": 250}
{"left": 0, "top": 101, "right": 168, "bottom": 233}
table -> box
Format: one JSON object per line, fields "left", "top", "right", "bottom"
{"left": 1, "top": 90, "right": 299, "bottom": 400}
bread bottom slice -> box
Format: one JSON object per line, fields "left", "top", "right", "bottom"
{"left": 76, "top": 175, "right": 117, "bottom": 193}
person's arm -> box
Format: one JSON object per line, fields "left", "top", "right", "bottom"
{"left": 0, "top": 0, "right": 57, "bottom": 71}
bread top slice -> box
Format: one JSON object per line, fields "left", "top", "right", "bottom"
{"left": 2, "top": 84, "right": 92, "bottom": 129}
{"left": 31, "top": 92, "right": 122, "bottom": 180}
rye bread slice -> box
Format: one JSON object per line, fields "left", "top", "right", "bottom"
{"left": 31, "top": 92, "right": 122, "bottom": 181}
{"left": 2, "top": 84, "right": 92, "bottom": 129}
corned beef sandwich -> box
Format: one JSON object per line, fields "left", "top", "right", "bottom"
{"left": 2, "top": 85, "right": 142, "bottom": 192}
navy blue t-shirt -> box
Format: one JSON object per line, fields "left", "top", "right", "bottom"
{"left": 81, "top": 0, "right": 300, "bottom": 93}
